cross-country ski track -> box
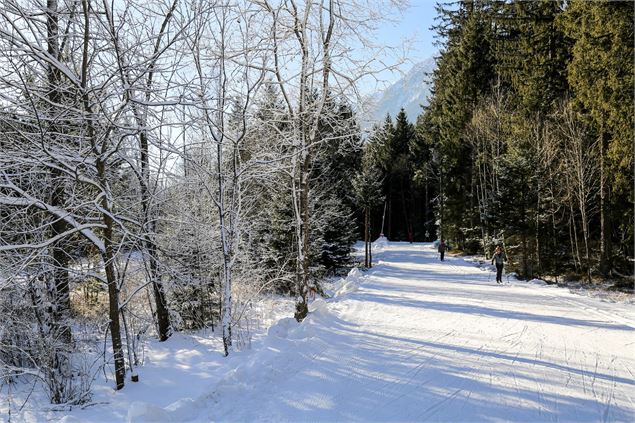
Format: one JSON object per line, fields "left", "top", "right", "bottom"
{"left": 69, "top": 242, "right": 635, "bottom": 422}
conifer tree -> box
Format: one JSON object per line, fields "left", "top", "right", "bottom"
{"left": 369, "top": 111, "right": 421, "bottom": 242}
{"left": 418, "top": 0, "right": 496, "bottom": 245}
{"left": 353, "top": 148, "right": 384, "bottom": 268}
{"left": 560, "top": 0, "right": 634, "bottom": 272}
{"left": 494, "top": 0, "right": 570, "bottom": 113}
{"left": 312, "top": 98, "right": 363, "bottom": 270}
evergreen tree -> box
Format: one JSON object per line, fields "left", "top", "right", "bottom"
{"left": 353, "top": 148, "right": 385, "bottom": 268}
{"left": 245, "top": 84, "right": 297, "bottom": 293}
{"left": 416, "top": 0, "right": 633, "bottom": 280}
{"left": 390, "top": 109, "right": 417, "bottom": 241}
{"left": 368, "top": 115, "right": 395, "bottom": 238}
{"left": 419, "top": 0, "right": 496, "bottom": 245}
{"left": 369, "top": 111, "right": 424, "bottom": 242}
{"left": 312, "top": 98, "right": 363, "bottom": 270}
{"left": 493, "top": 0, "right": 570, "bottom": 113}
{"left": 560, "top": 0, "right": 634, "bottom": 272}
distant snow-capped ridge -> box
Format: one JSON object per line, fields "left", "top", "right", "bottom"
{"left": 370, "top": 57, "right": 436, "bottom": 125}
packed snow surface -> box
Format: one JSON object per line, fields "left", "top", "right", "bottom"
{"left": 7, "top": 242, "right": 635, "bottom": 422}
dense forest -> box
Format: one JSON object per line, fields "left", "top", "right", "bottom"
{"left": 0, "top": 0, "right": 632, "bottom": 407}
{"left": 364, "top": 0, "right": 633, "bottom": 284}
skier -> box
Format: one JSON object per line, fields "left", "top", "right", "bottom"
{"left": 438, "top": 239, "right": 446, "bottom": 261}
{"left": 491, "top": 245, "right": 507, "bottom": 284}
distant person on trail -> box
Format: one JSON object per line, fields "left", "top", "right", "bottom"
{"left": 438, "top": 239, "right": 446, "bottom": 261}
{"left": 491, "top": 245, "right": 507, "bottom": 284}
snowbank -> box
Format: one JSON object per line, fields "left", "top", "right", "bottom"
{"left": 332, "top": 267, "right": 366, "bottom": 297}
{"left": 12, "top": 240, "right": 633, "bottom": 422}
{"left": 371, "top": 236, "right": 389, "bottom": 251}
{"left": 125, "top": 264, "right": 369, "bottom": 422}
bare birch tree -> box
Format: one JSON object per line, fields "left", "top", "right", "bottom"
{"left": 556, "top": 102, "right": 599, "bottom": 283}
{"left": 187, "top": 0, "right": 267, "bottom": 355}
{"left": 257, "top": 0, "right": 403, "bottom": 320}
{"left": 101, "top": 0, "right": 191, "bottom": 342}
{"left": 0, "top": 0, "right": 193, "bottom": 392}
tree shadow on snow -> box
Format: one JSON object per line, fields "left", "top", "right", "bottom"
{"left": 351, "top": 290, "right": 633, "bottom": 332}
{"left": 258, "top": 312, "right": 632, "bottom": 422}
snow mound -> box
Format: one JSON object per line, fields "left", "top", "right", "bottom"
{"left": 128, "top": 401, "right": 172, "bottom": 422}
{"left": 267, "top": 317, "right": 297, "bottom": 339}
{"left": 128, "top": 397, "right": 206, "bottom": 422}
{"left": 372, "top": 236, "right": 389, "bottom": 251}
{"left": 334, "top": 267, "right": 366, "bottom": 297}
{"left": 347, "top": 267, "right": 364, "bottom": 281}
{"left": 335, "top": 280, "right": 359, "bottom": 296}
{"left": 527, "top": 278, "right": 547, "bottom": 285}
{"left": 309, "top": 297, "right": 329, "bottom": 313}
{"left": 165, "top": 397, "right": 206, "bottom": 421}
{"left": 286, "top": 320, "right": 315, "bottom": 340}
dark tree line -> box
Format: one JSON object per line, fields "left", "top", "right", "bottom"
{"left": 410, "top": 0, "right": 633, "bottom": 282}
{"left": 356, "top": 0, "right": 633, "bottom": 284}
{"left": 359, "top": 110, "right": 438, "bottom": 245}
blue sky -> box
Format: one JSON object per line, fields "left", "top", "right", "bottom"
{"left": 359, "top": 0, "right": 440, "bottom": 94}
{"left": 377, "top": 0, "right": 440, "bottom": 63}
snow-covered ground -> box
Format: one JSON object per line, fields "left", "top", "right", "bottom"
{"left": 4, "top": 241, "right": 634, "bottom": 422}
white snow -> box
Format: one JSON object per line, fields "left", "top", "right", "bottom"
{"left": 3, "top": 242, "right": 634, "bottom": 422}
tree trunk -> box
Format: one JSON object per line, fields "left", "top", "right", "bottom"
{"left": 469, "top": 155, "right": 475, "bottom": 231}
{"left": 103, "top": 224, "right": 126, "bottom": 390}
{"left": 568, "top": 213, "right": 578, "bottom": 271}
{"left": 221, "top": 251, "right": 232, "bottom": 356}
{"left": 299, "top": 149, "right": 311, "bottom": 319}
{"left": 535, "top": 185, "right": 541, "bottom": 276}
{"left": 580, "top": 201, "right": 592, "bottom": 284}
{"left": 400, "top": 178, "right": 411, "bottom": 242}
{"left": 599, "top": 132, "right": 610, "bottom": 275}
{"left": 47, "top": 0, "right": 71, "bottom": 345}
{"left": 364, "top": 208, "right": 369, "bottom": 267}
{"left": 477, "top": 156, "right": 487, "bottom": 249}
{"left": 134, "top": 2, "right": 178, "bottom": 341}
{"left": 571, "top": 204, "right": 582, "bottom": 271}
{"left": 410, "top": 182, "right": 416, "bottom": 242}
{"left": 521, "top": 233, "right": 529, "bottom": 279}
{"left": 424, "top": 178, "right": 429, "bottom": 241}
{"left": 293, "top": 125, "right": 311, "bottom": 322}
{"left": 387, "top": 197, "right": 392, "bottom": 239}
{"left": 139, "top": 131, "right": 171, "bottom": 341}
{"left": 369, "top": 215, "right": 373, "bottom": 268}
{"left": 97, "top": 159, "right": 126, "bottom": 390}
{"left": 217, "top": 134, "right": 233, "bottom": 356}
{"left": 439, "top": 167, "right": 444, "bottom": 241}
{"left": 79, "top": 0, "right": 125, "bottom": 390}
{"left": 149, "top": 239, "right": 170, "bottom": 341}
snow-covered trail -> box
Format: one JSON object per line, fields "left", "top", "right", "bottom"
{"left": 28, "top": 241, "right": 630, "bottom": 422}
{"left": 158, "top": 241, "right": 634, "bottom": 422}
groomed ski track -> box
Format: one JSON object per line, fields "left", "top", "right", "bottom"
{"left": 120, "top": 243, "right": 635, "bottom": 422}
{"left": 142, "top": 241, "right": 635, "bottom": 422}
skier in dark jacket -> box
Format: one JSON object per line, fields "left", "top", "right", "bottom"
{"left": 491, "top": 245, "right": 507, "bottom": 284}
{"left": 438, "top": 240, "right": 446, "bottom": 261}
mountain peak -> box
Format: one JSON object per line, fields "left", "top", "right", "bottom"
{"left": 369, "top": 58, "right": 436, "bottom": 125}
